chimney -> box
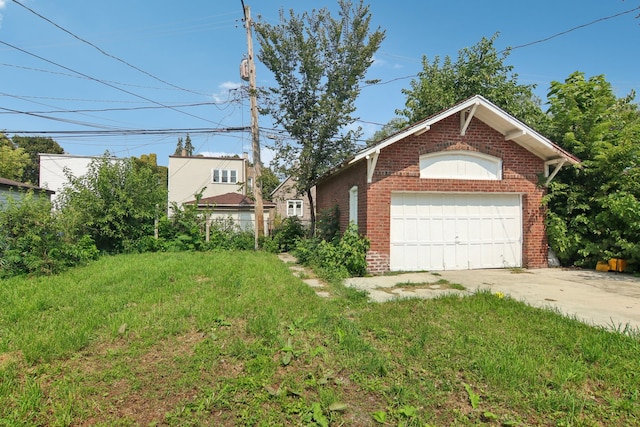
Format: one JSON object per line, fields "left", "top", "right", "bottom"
{"left": 182, "top": 149, "right": 186, "bottom": 157}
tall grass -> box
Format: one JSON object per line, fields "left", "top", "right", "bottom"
{"left": 1, "top": 252, "right": 639, "bottom": 426}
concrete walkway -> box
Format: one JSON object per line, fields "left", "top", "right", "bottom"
{"left": 277, "top": 252, "right": 640, "bottom": 332}
{"left": 345, "top": 268, "right": 640, "bottom": 332}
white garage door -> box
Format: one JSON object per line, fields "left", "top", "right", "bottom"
{"left": 390, "top": 192, "right": 522, "bottom": 271}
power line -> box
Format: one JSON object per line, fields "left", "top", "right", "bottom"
{"left": 0, "top": 106, "right": 125, "bottom": 130}
{"left": 0, "top": 62, "right": 212, "bottom": 95}
{"left": 4, "top": 127, "right": 250, "bottom": 137}
{"left": 503, "top": 5, "right": 640, "bottom": 53}
{"left": 9, "top": 0, "right": 205, "bottom": 96}
{"left": 0, "top": 99, "right": 237, "bottom": 115}
{"left": 0, "top": 39, "right": 219, "bottom": 125}
{"left": 362, "top": 6, "right": 640, "bottom": 90}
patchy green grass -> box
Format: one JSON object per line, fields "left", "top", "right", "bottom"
{"left": 1, "top": 251, "right": 639, "bottom": 426}
{"left": 393, "top": 278, "right": 466, "bottom": 291}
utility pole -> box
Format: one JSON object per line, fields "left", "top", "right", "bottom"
{"left": 242, "top": 2, "right": 264, "bottom": 249}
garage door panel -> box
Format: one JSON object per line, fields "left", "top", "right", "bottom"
{"left": 443, "top": 218, "right": 457, "bottom": 241}
{"left": 390, "top": 192, "right": 522, "bottom": 271}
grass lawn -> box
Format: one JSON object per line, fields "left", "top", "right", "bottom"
{"left": 1, "top": 251, "right": 639, "bottom": 426}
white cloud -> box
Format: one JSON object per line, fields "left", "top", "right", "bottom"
{"left": 220, "top": 81, "right": 241, "bottom": 91}
{"left": 260, "top": 145, "right": 275, "bottom": 166}
{"left": 198, "top": 146, "right": 275, "bottom": 167}
{"left": 0, "top": 0, "right": 5, "bottom": 29}
{"left": 372, "top": 55, "right": 386, "bottom": 67}
{"left": 198, "top": 151, "right": 238, "bottom": 158}
{"left": 212, "top": 81, "right": 242, "bottom": 103}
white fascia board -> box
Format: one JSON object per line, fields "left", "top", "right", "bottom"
{"left": 348, "top": 97, "right": 483, "bottom": 165}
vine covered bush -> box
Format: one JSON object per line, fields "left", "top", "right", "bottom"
{"left": 0, "top": 192, "right": 98, "bottom": 278}
{"left": 262, "top": 216, "right": 307, "bottom": 253}
{"left": 294, "top": 222, "right": 370, "bottom": 281}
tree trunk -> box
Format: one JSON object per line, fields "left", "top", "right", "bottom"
{"left": 307, "top": 189, "right": 316, "bottom": 237}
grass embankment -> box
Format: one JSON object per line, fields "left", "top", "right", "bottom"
{"left": 0, "top": 251, "right": 638, "bottom": 426}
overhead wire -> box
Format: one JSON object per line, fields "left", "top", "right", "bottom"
{"left": 503, "top": 5, "right": 640, "bottom": 53}
{"left": 362, "top": 5, "right": 640, "bottom": 92}
{"left": 5, "top": 3, "right": 637, "bottom": 148}
{"left": 0, "top": 100, "right": 238, "bottom": 115}
{"left": 9, "top": 0, "right": 206, "bottom": 96}
{"left": 0, "top": 62, "right": 212, "bottom": 95}
{"left": 0, "top": 39, "right": 220, "bottom": 125}
{"left": 1, "top": 127, "right": 250, "bottom": 137}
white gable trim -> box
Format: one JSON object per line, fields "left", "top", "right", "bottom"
{"left": 348, "top": 95, "right": 579, "bottom": 185}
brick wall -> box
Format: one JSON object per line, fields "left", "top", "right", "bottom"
{"left": 317, "top": 113, "right": 549, "bottom": 273}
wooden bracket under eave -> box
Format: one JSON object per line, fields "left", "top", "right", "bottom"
{"left": 460, "top": 102, "right": 479, "bottom": 136}
{"left": 544, "top": 158, "right": 567, "bottom": 186}
{"left": 366, "top": 150, "right": 380, "bottom": 183}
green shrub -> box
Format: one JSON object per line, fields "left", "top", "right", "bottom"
{"left": 337, "top": 223, "right": 370, "bottom": 276}
{"left": 0, "top": 192, "right": 98, "bottom": 278}
{"left": 56, "top": 155, "right": 166, "bottom": 253}
{"left": 206, "top": 217, "right": 254, "bottom": 250}
{"left": 294, "top": 223, "right": 369, "bottom": 281}
{"left": 262, "top": 216, "right": 307, "bottom": 253}
{"left": 316, "top": 205, "right": 340, "bottom": 242}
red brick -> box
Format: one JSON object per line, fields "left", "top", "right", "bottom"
{"left": 317, "top": 113, "right": 551, "bottom": 273}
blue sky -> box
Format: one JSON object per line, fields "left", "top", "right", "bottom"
{"left": 1, "top": 0, "right": 638, "bottom": 167}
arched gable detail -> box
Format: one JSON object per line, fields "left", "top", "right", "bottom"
{"left": 419, "top": 150, "right": 502, "bottom": 180}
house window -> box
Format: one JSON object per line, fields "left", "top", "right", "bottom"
{"left": 349, "top": 186, "right": 358, "bottom": 224}
{"left": 287, "top": 200, "right": 303, "bottom": 217}
{"left": 212, "top": 169, "right": 238, "bottom": 184}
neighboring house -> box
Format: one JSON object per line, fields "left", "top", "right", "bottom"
{"left": 185, "top": 192, "right": 275, "bottom": 236}
{"left": 168, "top": 155, "right": 249, "bottom": 210}
{"left": 270, "top": 176, "right": 315, "bottom": 227}
{"left": 0, "top": 177, "right": 55, "bottom": 207}
{"left": 169, "top": 154, "right": 275, "bottom": 233}
{"left": 39, "top": 153, "right": 120, "bottom": 206}
{"left": 315, "top": 95, "right": 579, "bottom": 273}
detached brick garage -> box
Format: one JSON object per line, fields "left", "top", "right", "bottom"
{"left": 315, "top": 95, "right": 579, "bottom": 273}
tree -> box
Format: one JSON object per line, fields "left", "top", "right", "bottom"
{"left": 11, "top": 135, "right": 64, "bottom": 185}
{"left": 398, "top": 33, "right": 546, "bottom": 129}
{"left": 259, "top": 165, "right": 280, "bottom": 197}
{"left": 256, "top": 0, "right": 385, "bottom": 233}
{"left": 134, "top": 153, "right": 169, "bottom": 209}
{"left": 174, "top": 137, "right": 184, "bottom": 156}
{"left": 0, "top": 134, "right": 30, "bottom": 181}
{"left": 184, "top": 134, "right": 194, "bottom": 156}
{"left": 365, "top": 117, "right": 407, "bottom": 146}
{"left": 544, "top": 72, "right": 640, "bottom": 268}
{"left": 57, "top": 154, "right": 166, "bottom": 253}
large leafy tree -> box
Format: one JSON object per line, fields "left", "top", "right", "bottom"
{"left": 365, "top": 117, "right": 407, "bottom": 146}
{"left": 544, "top": 72, "right": 640, "bottom": 268}
{"left": 0, "top": 134, "right": 30, "bottom": 181}
{"left": 259, "top": 165, "right": 280, "bottom": 197}
{"left": 256, "top": 0, "right": 385, "bottom": 232}
{"left": 57, "top": 154, "right": 166, "bottom": 253}
{"left": 11, "top": 135, "right": 64, "bottom": 185}
{"left": 398, "top": 33, "right": 546, "bottom": 129}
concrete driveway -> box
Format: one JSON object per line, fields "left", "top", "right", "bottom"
{"left": 344, "top": 268, "right": 640, "bottom": 332}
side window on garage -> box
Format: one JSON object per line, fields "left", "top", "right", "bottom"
{"left": 349, "top": 186, "right": 358, "bottom": 224}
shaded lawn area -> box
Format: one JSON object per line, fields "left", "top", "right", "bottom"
{"left": 0, "top": 251, "right": 638, "bottom": 426}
